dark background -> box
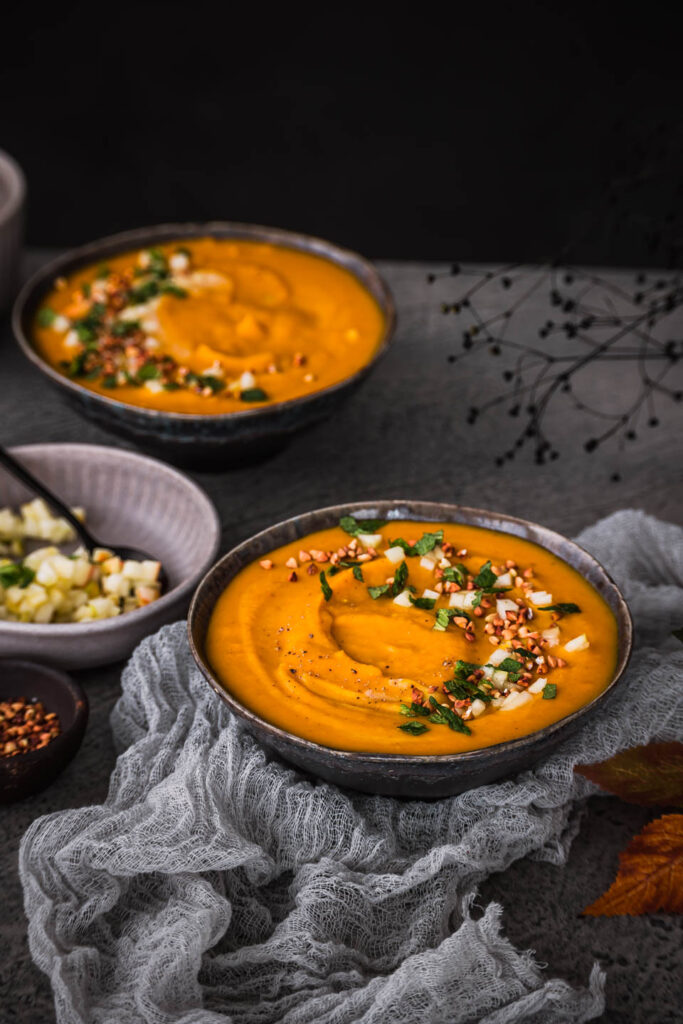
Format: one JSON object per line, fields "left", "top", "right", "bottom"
{"left": 2, "top": 3, "right": 682, "bottom": 265}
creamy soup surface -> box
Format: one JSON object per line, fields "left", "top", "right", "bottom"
{"left": 33, "top": 238, "right": 385, "bottom": 413}
{"left": 206, "top": 518, "right": 619, "bottom": 755}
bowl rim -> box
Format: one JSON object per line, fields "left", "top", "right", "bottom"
{"left": 11, "top": 220, "right": 397, "bottom": 423}
{"left": 0, "top": 658, "right": 88, "bottom": 767}
{"left": 188, "top": 499, "right": 633, "bottom": 767}
{"left": 0, "top": 442, "right": 221, "bottom": 637}
{"left": 0, "top": 149, "right": 26, "bottom": 228}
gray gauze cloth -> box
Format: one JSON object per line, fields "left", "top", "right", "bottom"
{"left": 20, "top": 510, "right": 683, "bottom": 1024}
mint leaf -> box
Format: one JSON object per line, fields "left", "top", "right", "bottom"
{"left": 433, "top": 607, "right": 463, "bottom": 631}
{"left": 240, "top": 387, "right": 268, "bottom": 402}
{"left": 496, "top": 657, "right": 524, "bottom": 674}
{"left": 473, "top": 560, "right": 498, "bottom": 591}
{"left": 542, "top": 683, "right": 557, "bottom": 699}
{"left": 0, "top": 563, "right": 36, "bottom": 589}
{"left": 36, "top": 307, "right": 57, "bottom": 327}
{"left": 442, "top": 563, "right": 468, "bottom": 587}
{"left": 320, "top": 570, "right": 332, "bottom": 601}
{"left": 368, "top": 583, "right": 390, "bottom": 599}
{"left": 538, "top": 602, "right": 581, "bottom": 614}
{"left": 339, "top": 515, "right": 386, "bottom": 536}
{"left": 398, "top": 721, "right": 429, "bottom": 735}
{"left": 399, "top": 701, "right": 431, "bottom": 717}
{"left": 428, "top": 696, "right": 472, "bottom": 734}
{"left": 409, "top": 595, "right": 436, "bottom": 609}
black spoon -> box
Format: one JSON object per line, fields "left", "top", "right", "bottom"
{"left": 0, "top": 446, "right": 167, "bottom": 591}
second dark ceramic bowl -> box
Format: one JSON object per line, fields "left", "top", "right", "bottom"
{"left": 12, "top": 222, "right": 396, "bottom": 468}
{"left": 0, "top": 660, "right": 88, "bottom": 802}
{"left": 188, "top": 500, "right": 633, "bottom": 799}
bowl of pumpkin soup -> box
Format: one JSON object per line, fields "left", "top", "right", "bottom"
{"left": 189, "top": 500, "right": 632, "bottom": 797}
{"left": 13, "top": 223, "right": 395, "bottom": 465}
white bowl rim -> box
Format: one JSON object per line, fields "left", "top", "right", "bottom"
{"left": 0, "top": 150, "right": 26, "bottom": 228}
{"left": 0, "top": 442, "right": 221, "bottom": 636}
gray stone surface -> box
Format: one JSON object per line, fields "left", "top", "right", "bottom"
{"left": 1, "top": 253, "right": 682, "bottom": 1022}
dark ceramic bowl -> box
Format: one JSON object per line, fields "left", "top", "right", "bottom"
{"left": 12, "top": 222, "right": 396, "bottom": 468}
{"left": 0, "top": 660, "right": 88, "bottom": 802}
{"left": 188, "top": 500, "right": 633, "bottom": 799}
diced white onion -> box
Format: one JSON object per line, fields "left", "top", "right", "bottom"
{"left": 357, "top": 533, "right": 383, "bottom": 549}
{"left": 494, "top": 572, "right": 512, "bottom": 588}
{"left": 542, "top": 626, "right": 560, "bottom": 647}
{"left": 239, "top": 371, "right": 256, "bottom": 390}
{"left": 392, "top": 589, "right": 413, "bottom": 607}
{"left": 419, "top": 555, "right": 436, "bottom": 571}
{"left": 422, "top": 588, "right": 439, "bottom": 600}
{"left": 500, "top": 690, "right": 533, "bottom": 711}
{"left": 528, "top": 679, "right": 547, "bottom": 694}
{"left": 488, "top": 647, "right": 509, "bottom": 667}
{"left": 449, "top": 591, "right": 478, "bottom": 610}
{"left": 385, "top": 545, "right": 406, "bottom": 564}
{"left": 565, "top": 633, "right": 590, "bottom": 652}
{"left": 470, "top": 698, "right": 487, "bottom": 718}
{"left": 496, "top": 598, "right": 518, "bottom": 618}
{"left": 530, "top": 590, "right": 553, "bottom": 606}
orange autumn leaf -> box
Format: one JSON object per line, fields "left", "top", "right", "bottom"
{"left": 583, "top": 814, "right": 683, "bottom": 916}
{"left": 575, "top": 742, "right": 683, "bottom": 807}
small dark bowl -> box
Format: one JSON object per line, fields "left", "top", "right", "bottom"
{"left": 12, "top": 222, "right": 396, "bottom": 468}
{"left": 0, "top": 660, "right": 88, "bottom": 802}
{"left": 188, "top": 500, "right": 633, "bottom": 799}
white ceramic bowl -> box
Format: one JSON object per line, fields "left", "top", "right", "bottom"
{"left": 0, "top": 150, "right": 25, "bottom": 313}
{"left": 0, "top": 444, "right": 220, "bottom": 669}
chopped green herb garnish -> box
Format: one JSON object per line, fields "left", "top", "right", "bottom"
{"left": 428, "top": 696, "right": 472, "bottom": 734}
{"left": 95, "top": 264, "right": 110, "bottom": 278}
{"left": 339, "top": 515, "right": 386, "bottom": 537}
{"left": 82, "top": 282, "right": 91, "bottom": 298}
{"left": 542, "top": 683, "right": 557, "bottom": 699}
{"left": 537, "top": 602, "right": 581, "bottom": 614}
{"left": 64, "top": 352, "right": 88, "bottom": 377}
{"left": 442, "top": 563, "right": 468, "bottom": 587}
{"left": 393, "top": 560, "right": 408, "bottom": 594}
{"left": 496, "top": 657, "right": 524, "bottom": 674}
{"left": 128, "top": 279, "right": 160, "bottom": 303}
{"left": 387, "top": 530, "right": 444, "bottom": 557}
{"left": 433, "top": 607, "right": 463, "bottom": 631}
{"left": 0, "top": 563, "right": 36, "bottom": 589}
{"left": 352, "top": 565, "right": 364, "bottom": 582}
{"left": 398, "top": 721, "right": 429, "bottom": 735}
{"left": 366, "top": 559, "right": 408, "bottom": 600}
{"left": 201, "top": 375, "right": 225, "bottom": 394}
{"left": 399, "top": 701, "right": 431, "bottom": 717}
{"left": 36, "top": 307, "right": 57, "bottom": 327}
{"left": 320, "top": 570, "right": 332, "bottom": 601}
{"left": 163, "top": 381, "right": 182, "bottom": 391}
{"left": 160, "top": 282, "right": 188, "bottom": 298}
{"left": 102, "top": 374, "right": 117, "bottom": 388}
{"left": 240, "top": 388, "right": 268, "bottom": 402}
{"left": 137, "top": 362, "right": 161, "bottom": 381}
{"left": 409, "top": 595, "right": 436, "bottom": 609}
{"left": 110, "top": 320, "right": 139, "bottom": 337}
{"left": 473, "top": 560, "right": 498, "bottom": 591}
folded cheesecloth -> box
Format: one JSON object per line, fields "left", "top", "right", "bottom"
{"left": 19, "top": 510, "right": 683, "bottom": 1023}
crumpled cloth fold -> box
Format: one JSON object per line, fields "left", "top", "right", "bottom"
{"left": 20, "top": 510, "right": 683, "bottom": 1023}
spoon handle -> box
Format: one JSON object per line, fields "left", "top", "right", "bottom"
{"left": 0, "top": 446, "right": 99, "bottom": 550}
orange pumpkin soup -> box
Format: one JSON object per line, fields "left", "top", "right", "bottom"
{"left": 206, "top": 517, "right": 619, "bottom": 755}
{"left": 33, "top": 239, "right": 385, "bottom": 413}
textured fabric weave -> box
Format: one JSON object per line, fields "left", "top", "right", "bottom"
{"left": 20, "top": 510, "right": 683, "bottom": 1023}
